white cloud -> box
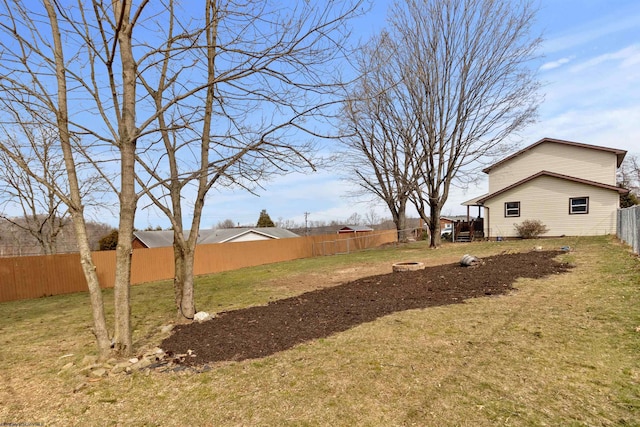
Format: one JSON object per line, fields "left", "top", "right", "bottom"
{"left": 568, "top": 44, "right": 640, "bottom": 73}
{"left": 543, "top": 10, "right": 640, "bottom": 54}
{"left": 540, "top": 56, "right": 573, "bottom": 71}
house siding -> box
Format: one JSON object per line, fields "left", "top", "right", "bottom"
{"left": 228, "top": 232, "right": 272, "bottom": 243}
{"left": 488, "top": 143, "right": 617, "bottom": 192}
{"left": 485, "top": 175, "right": 619, "bottom": 238}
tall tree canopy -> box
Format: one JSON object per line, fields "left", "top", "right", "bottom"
{"left": 341, "top": 0, "right": 541, "bottom": 247}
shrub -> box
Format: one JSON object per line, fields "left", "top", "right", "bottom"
{"left": 514, "top": 219, "right": 549, "bottom": 239}
{"left": 98, "top": 230, "right": 119, "bottom": 250}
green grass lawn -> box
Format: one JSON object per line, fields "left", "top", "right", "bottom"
{"left": 1, "top": 236, "right": 639, "bottom": 426}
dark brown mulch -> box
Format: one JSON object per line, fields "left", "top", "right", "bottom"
{"left": 161, "top": 250, "right": 571, "bottom": 366}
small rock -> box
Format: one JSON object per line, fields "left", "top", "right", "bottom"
{"left": 79, "top": 363, "right": 102, "bottom": 373}
{"left": 89, "top": 368, "right": 107, "bottom": 378}
{"left": 128, "top": 357, "right": 139, "bottom": 364}
{"left": 81, "top": 355, "right": 98, "bottom": 366}
{"left": 160, "top": 324, "right": 174, "bottom": 334}
{"left": 57, "top": 362, "right": 75, "bottom": 375}
{"left": 110, "top": 361, "right": 132, "bottom": 375}
{"left": 130, "top": 357, "right": 153, "bottom": 371}
{"left": 533, "top": 246, "right": 543, "bottom": 251}
{"left": 194, "top": 311, "right": 212, "bottom": 322}
{"left": 73, "top": 382, "right": 88, "bottom": 393}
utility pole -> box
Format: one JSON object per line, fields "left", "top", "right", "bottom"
{"left": 304, "top": 212, "right": 310, "bottom": 236}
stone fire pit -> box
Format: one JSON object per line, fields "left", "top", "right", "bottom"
{"left": 392, "top": 261, "right": 425, "bottom": 272}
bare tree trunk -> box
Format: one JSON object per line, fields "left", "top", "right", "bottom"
{"left": 397, "top": 208, "right": 407, "bottom": 242}
{"left": 43, "top": 0, "right": 111, "bottom": 358}
{"left": 180, "top": 246, "right": 196, "bottom": 318}
{"left": 172, "top": 242, "right": 185, "bottom": 318}
{"left": 111, "top": 0, "right": 137, "bottom": 355}
{"left": 428, "top": 199, "right": 442, "bottom": 248}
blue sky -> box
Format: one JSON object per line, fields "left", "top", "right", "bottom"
{"left": 136, "top": 0, "right": 640, "bottom": 229}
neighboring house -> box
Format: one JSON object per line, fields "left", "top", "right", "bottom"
{"left": 337, "top": 225, "right": 374, "bottom": 234}
{"left": 132, "top": 227, "right": 300, "bottom": 249}
{"left": 463, "top": 137, "right": 628, "bottom": 239}
{"left": 417, "top": 217, "right": 457, "bottom": 236}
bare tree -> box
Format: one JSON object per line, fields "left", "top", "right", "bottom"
{"left": 0, "top": 134, "right": 69, "bottom": 255}
{"left": 363, "top": 209, "right": 383, "bottom": 228}
{"left": 618, "top": 154, "right": 640, "bottom": 207}
{"left": 343, "top": 0, "right": 540, "bottom": 247}
{"left": 0, "top": 0, "right": 170, "bottom": 356}
{"left": 345, "top": 212, "right": 363, "bottom": 226}
{"left": 216, "top": 219, "right": 236, "bottom": 229}
{"left": 618, "top": 155, "right": 640, "bottom": 194}
{"left": 0, "top": 126, "right": 108, "bottom": 255}
{"left": 340, "top": 32, "right": 418, "bottom": 241}
{"left": 134, "top": 0, "right": 364, "bottom": 320}
{"left": 0, "top": 0, "right": 114, "bottom": 357}
{"left": 399, "top": 0, "right": 540, "bottom": 247}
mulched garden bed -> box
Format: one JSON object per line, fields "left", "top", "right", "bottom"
{"left": 161, "top": 250, "right": 571, "bottom": 366}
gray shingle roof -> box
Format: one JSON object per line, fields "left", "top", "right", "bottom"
{"left": 133, "top": 227, "right": 300, "bottom": 248}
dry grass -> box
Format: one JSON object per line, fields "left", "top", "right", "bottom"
{"left": 1, "top": 236, "right": 639, "bottom": 426}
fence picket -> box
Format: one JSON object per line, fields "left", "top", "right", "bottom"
{"left": 617, "top": 206, "right": 640, "bottom": 255}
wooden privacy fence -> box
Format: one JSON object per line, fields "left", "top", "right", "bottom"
{"left": 617, "top": 205, "right": 640, "bottom": 255}
{"left": 0, "top": 229, "right": 397, "bottom": 303}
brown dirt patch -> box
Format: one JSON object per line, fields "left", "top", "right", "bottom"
{"left": 161, "top": 250, "right": 571, "bottom": 366}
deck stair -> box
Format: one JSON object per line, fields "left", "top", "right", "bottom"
{"left": 455, "top": 231, "right": 471, "bottom": 242}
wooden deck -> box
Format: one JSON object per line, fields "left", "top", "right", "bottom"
{"left": 452, "top": 219, "right": 484, "bottom": 242}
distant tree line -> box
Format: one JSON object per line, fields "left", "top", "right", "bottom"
{"left": 0, "top": 217, "right": 113, "bottom": 256}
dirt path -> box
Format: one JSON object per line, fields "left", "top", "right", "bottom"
{"left": 161, "top": 250, "right": 571, "bottom": 366}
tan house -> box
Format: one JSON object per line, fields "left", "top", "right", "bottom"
{"left": 463, "top": 137, "right": 628, "bottom": 239}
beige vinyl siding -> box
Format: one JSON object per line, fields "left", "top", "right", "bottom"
{"left": 488, "top": 143, "right": 618, "bottom": 192}
{"left": 485, "top": 175, "right": 619, "bottom": 238}
{"left": 226, "top": 232, "right": 273, "bottom": 243}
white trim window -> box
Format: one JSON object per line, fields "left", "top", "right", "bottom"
{"left": 505, "top": 201, "right": 520, "bottom": 217}
{"left": 569, "top": 197, "right": 589, "bottom": 214}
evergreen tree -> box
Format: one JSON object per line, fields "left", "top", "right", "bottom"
{"left": 256, "top": 209, "right": 275, "bottom": 227}
{"left": 98, "top": 230, "right": 119, "bottom": 251}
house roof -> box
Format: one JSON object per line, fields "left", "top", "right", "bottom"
{"left": 338, "top": 225, "right": 374, "bottom": 233}
{"left": 475, "top": 170, "right": 629, "bottom": 204}
{"left": 133, "top": 227, "right": 299, "bottom": 248}
{"left": 462, "top": 194, "right": 489, "bottom": 206}
{"left": 482, "top": 137, "right": 627, "bottom": 173}
{"left": 132, "top": 230, "right": 177, "bottom": 248}
{"left": 198, "top": 227, "right": 300, "bottom": 244}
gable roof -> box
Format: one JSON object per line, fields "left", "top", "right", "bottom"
{"left": 338, "top": 225, "right": 374, "bottom": 233}
{"left": 133, "top": 227, "right": 299, "bottom": 248}
{"left": 476, "top": 170, "right": 628, "bottom": 204}
{"left": 132, "top": 230, "right": 176, "bottom": 248}
{"left": 198, "top": 227, "right": 299, "bottom": 244}
{"left": 482, "top": 137, "right": 627, "bottom": 173}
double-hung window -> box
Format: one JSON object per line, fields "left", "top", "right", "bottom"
{"left": 569, "top": 197, "right": 589, "bottom": 214}
{"left": 504, "top": 201, "right": 520, "bottom": 217}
